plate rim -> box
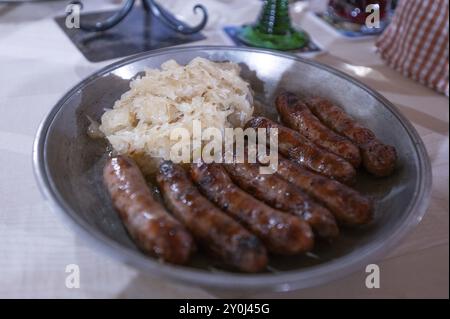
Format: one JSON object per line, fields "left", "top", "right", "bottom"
{"left": 32, "top": 45, "right": 432, "bottom": 291}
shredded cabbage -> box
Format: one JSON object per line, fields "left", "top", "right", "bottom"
{"left": 99, "top": 57, "right": 254, "bottom": 173}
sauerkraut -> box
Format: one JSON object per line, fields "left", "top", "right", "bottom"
{"left": 99, "top": 57, "right": 254, "bottom": 173}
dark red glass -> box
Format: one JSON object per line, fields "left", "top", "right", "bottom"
{"left": 328, "top": 0, "right": 391, "bottom": 25}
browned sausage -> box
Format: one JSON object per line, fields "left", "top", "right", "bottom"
{"left": 156, "top": 161, "right": 268, "bottom": 272}
{"left": 224, "top": 161, "right": 339, "bottom": 239}
{"left": 245, "top": 116, "right": 356, "bottom": 185}
{"left": 306, "top": 97, "right": 397, "bottom": 177}
{"left": 276, "top": 92, "right": 361, "bottom": 168}
{"left": 103, "top": 156, "right": 194, "bottom": 265}
{"left": 274, "top": 155, "right": 373, "bottom": 225}
{"left": 190, "top": 163, "right": 314, "bottom": 254}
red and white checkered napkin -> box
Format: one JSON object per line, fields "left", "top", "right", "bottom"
{"left": 376, "top": 0, "right": 449, "bottom": 96}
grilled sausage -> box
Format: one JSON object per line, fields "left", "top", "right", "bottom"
{"left": 103, "top": 156, "right": 194, "bottom": 264}
{"left": 245, "top": 116, "right": 356, "bottom": 185}
{"left": 156, "top": 161, "right": 268, "bottom": 272}
{"left": 276, "top": 92, "right": 361, "bottom": 168}
{"left": 224, "top": 161, "right": 339, "bottom": 239}
{"left": 306, "top": 97, "right": 397, "bottom": 177}
{"left": 274, "top": 156, "right": 373, "bottom": 225}
{"left": 190, "top": 163, "right": 314, "bottom": 254}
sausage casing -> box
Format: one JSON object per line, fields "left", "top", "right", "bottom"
{"left": 224, "top": 161, "right": 339, "bottom": 239}
{"left": 156, "top": 161, "right": 268, "bottom": 272}
{"left": 245, "top": 116, "right": 356, "bottom": 185}
{"left": 306, "top": 97, "right": 397, "bottom": 177}
{"left": 103, "top": 156, "right": 194, "bottom": 264}
{"left": 275, "top": 156, "right": 373, "bottom": 225}
{"left": 276, "top": 92, "right": 361, "bottom": 168}
{"left": 190, "top": 163, "right": 314, "bottom": 254}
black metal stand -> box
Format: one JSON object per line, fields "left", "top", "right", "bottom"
{"left": 68, "top": 0, "right": 208, "bottom": 34}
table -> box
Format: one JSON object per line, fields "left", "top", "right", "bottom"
{"left": 0, "top": 0, "right": 448, "bottom": 298}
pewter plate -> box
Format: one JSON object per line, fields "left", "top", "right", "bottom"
{"left": 33, "top": 46, "right": 432, "bottom": 291}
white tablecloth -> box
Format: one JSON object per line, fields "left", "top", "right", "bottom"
{"left": 0, "top": 0, "right": 448, "bottom": 298}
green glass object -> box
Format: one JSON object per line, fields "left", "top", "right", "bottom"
{"left": 237, "top": 0, "right": 309, "bottom": 50}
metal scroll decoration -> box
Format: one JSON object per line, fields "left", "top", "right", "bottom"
{"left": 67, "top": 0, "right": 208, "bottom": 34}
